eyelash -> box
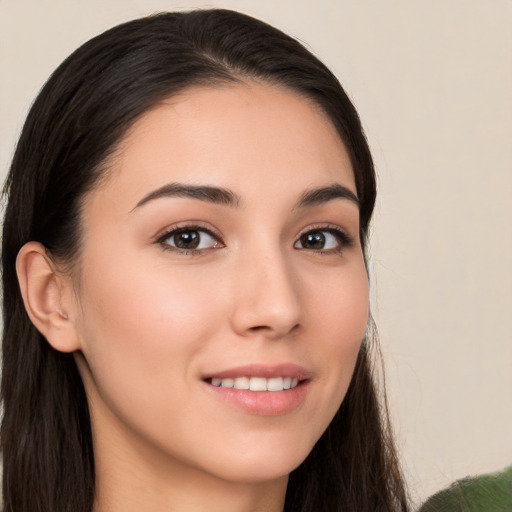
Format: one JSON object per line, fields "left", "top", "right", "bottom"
{"left": 155, "top": 223, "right": 354, "bottom": 255}
{"left": 156, "top": 223, "right": 224, "bottom": 255}
{"left": 294, "top": 224, "right": 354, "bottom": 254}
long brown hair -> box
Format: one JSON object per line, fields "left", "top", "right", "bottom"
{"left": 1, "top": 9, "right": 408, "bottom": 511}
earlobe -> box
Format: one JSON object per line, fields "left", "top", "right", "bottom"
{"left": 16, "top": 241, "right": 81, "bottom": 353}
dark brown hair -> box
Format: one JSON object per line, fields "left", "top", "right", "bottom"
{"left": 1, "top": 9, "right": 408, "bottom": 512}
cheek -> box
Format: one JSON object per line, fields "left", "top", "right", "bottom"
{"left": 308, "top": 257, "right": 369, "bottom": 345}
{"left": 80, "top": 255, "right": 222, "bottom": 343}
{"left": 74, "top": 256, "right": 225, "bottom": 411}
{"left": 305, "top": 260, "right": 369, "bottom": 413}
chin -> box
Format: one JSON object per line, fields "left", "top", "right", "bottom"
{"left": 210, "top": 455, "right": 304, "bottom": 485}
{"left": 195, "top": 433, "right": 315, "bottom": 484}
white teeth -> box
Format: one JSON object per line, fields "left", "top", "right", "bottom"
{"left": 249, "top": 377, "right": 267, "bottom": 391}
{"left": 220, "top": 378, "right": 234, "bottom": 388}
{"left": 233, "top": 376, "right": 250, "bottom": 389}
{"left": 267, "top": 377, "right": 284, "bottom": 391}
{"left": 210, "top": 376, "right": 300, "bottom": 391}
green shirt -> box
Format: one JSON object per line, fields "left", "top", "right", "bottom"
{"left": 419, "top": 465, "right": 512, "bottom": 512}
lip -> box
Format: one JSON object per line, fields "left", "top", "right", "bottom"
{"left": 202, "top": 363, "right": 312, "bottom": 416}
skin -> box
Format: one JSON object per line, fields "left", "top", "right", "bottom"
{"left": 18, "top": 82, "right": 369, "bottom": 512}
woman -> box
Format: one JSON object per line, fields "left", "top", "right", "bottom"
{"left": 1, "top": 9, "right": 408, "bottom": 512}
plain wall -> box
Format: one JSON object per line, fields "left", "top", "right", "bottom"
{"left": 1, "top": 0, "right": 511, "bottom": 506}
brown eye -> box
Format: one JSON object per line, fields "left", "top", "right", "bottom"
{"left": 298, "top": 231, "right": 327, "bottom": 250}
{"left": 160, "top": 227, "right": 222, "bottom": 252}
{"left": 294, "top": 228, "right": 351, "bottom": 252}
{"left": 173, "top": 229, "right": 200, "bottom": 249}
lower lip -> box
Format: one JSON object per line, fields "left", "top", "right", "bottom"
{"left": 203, "top": 381, "right": 310, "bottom": 416}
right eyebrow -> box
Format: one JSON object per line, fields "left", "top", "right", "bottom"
{"left": 131, "top": 183, "right": 242, "bottom": 211}
{"left": 296, "top": 183, "right": 359, "bottom": 209}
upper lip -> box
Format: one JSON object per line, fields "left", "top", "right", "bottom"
{"left": 202, "top": 363, "right": 313, "bottom": 381}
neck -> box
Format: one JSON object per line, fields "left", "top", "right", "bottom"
{"left": 94, "top": 468, "right": 287, "bottom": 512}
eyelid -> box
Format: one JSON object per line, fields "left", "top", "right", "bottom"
{"left": 295, "top": 223, "right": 354, "bottom": 252}
{"left": 154, "top": 220, "right": 222, "bottom": 241}
{"left": 154, "top": 221, "right": 224, "bottom": 253}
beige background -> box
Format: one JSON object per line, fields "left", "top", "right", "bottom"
{"left": 1, "top": 0, "right": 511, "bottom": 507}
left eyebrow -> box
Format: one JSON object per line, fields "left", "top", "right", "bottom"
{"left": 131, "top": 183, "right": 241, "bottom": 211}
{"left": 296, "top": 183, "right": 359, "bottom": 209}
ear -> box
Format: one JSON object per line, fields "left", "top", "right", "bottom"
{"left": 16, "top": 241, "right": 81, "bottom": 353}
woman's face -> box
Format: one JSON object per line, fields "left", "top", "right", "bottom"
{"left": 71, "top": 82, "right": 369, "bottom": 485}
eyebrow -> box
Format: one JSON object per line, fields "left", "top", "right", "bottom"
{"left": 132, "top": 182, "right": 358, "bottom": 211}
{"left": 132, "top": 183, "right": 241, "bottom": 210}
{"left": 296, "top": 183, "right": 359, "bottom": 208}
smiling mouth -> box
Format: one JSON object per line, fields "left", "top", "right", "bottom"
{"left": 203, "top": 369, "right": 311, "bottom": 415}
{"left": 205, "top": 376, "right": 302, "bottom": 391}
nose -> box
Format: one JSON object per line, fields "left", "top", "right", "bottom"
{"left": 230, "top": 249, "right": 302, "bottom": 339}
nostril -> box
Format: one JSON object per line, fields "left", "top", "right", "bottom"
{"left": 248, "top": 325, "right": 270, "bottom": 332}
{"left": 246, "top": 322, "right": 300, "bottom": 337}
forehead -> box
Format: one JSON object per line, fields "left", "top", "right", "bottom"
{"left": 90, "top": 82, "right": 355, "bottom": 211}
